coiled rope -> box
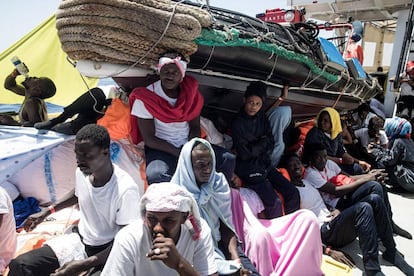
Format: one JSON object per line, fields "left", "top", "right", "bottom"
{"left": 56, "top": 0, "right": 212, "bottom": 69}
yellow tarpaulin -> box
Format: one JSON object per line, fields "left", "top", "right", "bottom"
{"left": 0, "top": 15, "right": 98, "bottom": 106}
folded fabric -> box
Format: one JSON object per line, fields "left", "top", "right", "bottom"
{"left": 329, "top": 174, "right": 354, "bottom": 186}
{"left": 13, "top": 197, "right": 41, "bottom": 229}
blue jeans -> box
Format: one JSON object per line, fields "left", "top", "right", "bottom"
{"left": 266, "top": 106, "right": 291, "bottom": 167}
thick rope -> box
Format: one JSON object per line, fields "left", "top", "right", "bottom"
{"left": 58, "top": 0, "right": 211, "bottom": 27}
{"left": 56, "top": 0, "right": 212, "bottom": 69}
{"left": 58, "top": 26, "right": 197, "bottom": 58}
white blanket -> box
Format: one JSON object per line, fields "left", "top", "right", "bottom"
{"left": 0, "top": 126, "right": 145, "bottom": 204}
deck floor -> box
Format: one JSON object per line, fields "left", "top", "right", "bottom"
{"left": 340, "top": 188, "right": 414, "bottom": 276}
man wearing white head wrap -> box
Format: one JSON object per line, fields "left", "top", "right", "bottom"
{"left": 102, "top": 182, "right": 218, "bottom": 276}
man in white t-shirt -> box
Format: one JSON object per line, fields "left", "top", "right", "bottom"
{"left": 0, "top": 186, "right": 16, "bottom": 275}
{"left": 102, "top": 182, "right": 218, "bottom": 276}
{"left": 129, "top": 52, "right": 235, "bottom": 185}
{"left": 354, "top": 116, "right": 388, "bottom": 150}
{"left": 302, "top": 142, "right": 412, "bottom": 241}
{"left": 9, "top": 124, "right": 141, "bottom": 276}
{"left": 351, "top": 103, "right": 377, "bottom": 130}
{"left": 282, "top": 153, "right": 414, "bottom": 276}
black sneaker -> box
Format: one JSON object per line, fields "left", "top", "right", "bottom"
{"left": 365, "top": 270, "right": 385, "bottom": 276}
{"left": 393, "top": 223, "right": 413, "bottom": 240}
{"left": 383, "top": 250, "right": 414, "bottom": 275}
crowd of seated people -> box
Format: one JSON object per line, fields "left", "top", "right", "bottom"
{"left": 3, "top": 52, "right": 414, "bottom": 276}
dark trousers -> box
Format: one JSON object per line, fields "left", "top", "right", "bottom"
{"left": 267, "top": 169, "right": 300, "bottom": 214}
{"left": 238, "top": 171, "right": 283, "bottom": 219}
{"left": 323, "top": 191, "right": 395, "bottom": 271}
{"left": 8, "top": 240, "right": 111, "bottom": 276}
{"left": 321, "top": 202, "right": 380, "bottom": 271}
{"left": 237, "top": 168, "right": 300, "bottom": 219}
{"left": 339, "top": 162, "right": 364, "bottom": 175}
{"left": 145, "top": 144, "right": 236, "bottom": 185}
{"left": 218, "top": 241, "right": 261, "bottom": 276}
{"left": 49, "top": 88, "right": 108, "bottom": 134}
{"left": 336, "top": 180, "right": 393, "bottom": 222}
{"left": 9, "top": 245, "right": 59, "bottom": 276}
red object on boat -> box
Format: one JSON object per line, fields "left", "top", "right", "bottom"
{"left": 256, "top": 8, "right": 306, "bottom": 24}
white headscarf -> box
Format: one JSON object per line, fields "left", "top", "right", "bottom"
{"left": 140, "top": 182, "right": 202, "bottom": 240}
{"left": 157, "top": 56, "right": 187, "bottom": 78}
{"left": 171, "top": 138, "right": 235, "bottom": 246}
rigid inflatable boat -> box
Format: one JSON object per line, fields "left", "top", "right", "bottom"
{"left": 55, "top": 0, "right": 381, "bottom": 123}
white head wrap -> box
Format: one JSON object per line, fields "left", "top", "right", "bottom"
{"left": 158, "top": 56, "right": 187, "bottom": 78}
{"left": 140, "top": 182, "right": 202, "bottom": 240}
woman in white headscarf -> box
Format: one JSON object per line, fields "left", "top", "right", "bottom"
{"left": 172, "top": 138, "right": 259, "bottom": 275}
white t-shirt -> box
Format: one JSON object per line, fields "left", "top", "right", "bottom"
{"left": 75, "top": 164, "right": 141, "bottom": 246}
{"left": 296, "top": 180, "right": 332, "bottom": 228}
{"left": 239, "top": 187, "right": 264, "bottom": 217}
{"left": 131, "top": 80, "right": 189, "bottom": 148}
{"left": 304, "top": 160, "right": 342, "bottom": 208}
{"left": 354, "top": 128, "right": 388, "bottom": 148}
{"left": 101, "top": 218, "right": 218, "bottom": 276}
{"left": 352, "top": 112, "right": 377, "bottom": 129}
{"left": 0, "top": 187, "right": 16, "bottom": 273}
{"left": 400, "top": 75, "right": 414, "bottom": 97}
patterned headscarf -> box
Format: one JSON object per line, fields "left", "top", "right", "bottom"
{"left": 384, "top": 117, "right": 412, "bottom": 142}
{"left": 140, "top": 182, "right": 202, "bottom": 240}
{"left": 316, "top": 107, "right": 343, "bottom": 140}
{"left": 158, "top": 56, "right": 187, "bottom": 78}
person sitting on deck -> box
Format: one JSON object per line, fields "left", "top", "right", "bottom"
{"left": 231, "top": 81, "right": 299, "bottom": 218}
{"left": 229, "top": 183, "right": 324, "bottom": 276}
{"left": 129, "top": 52, "right": 235, "bottom": 184}
{"left": 302, "top": 142, "right": 412, "bottom": 240}
{"left": 1, "top": 68, "right": 56, "bottom": 126}
{"left": 352, "top": 116, "right": 388, "bottom": 167}
{"left": 370, "top": 117, "right": 414, "bottom": 192}
{"left": 101, "top": 182, "right": 218, "bottom": 276}
{"left": 172, "top": 138, "right": 260, "bottom": 275}
{"left": 305, "top": 107, "right": 371, "bottom": 175}
{"left": 351, "top": 103, "right": 378, "bottom": 131}
{"left": 8, "top": 124, "right": 141, "bottom": 276}
{"left": 282, "top": 152, "right": 414, "bottom": 276}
